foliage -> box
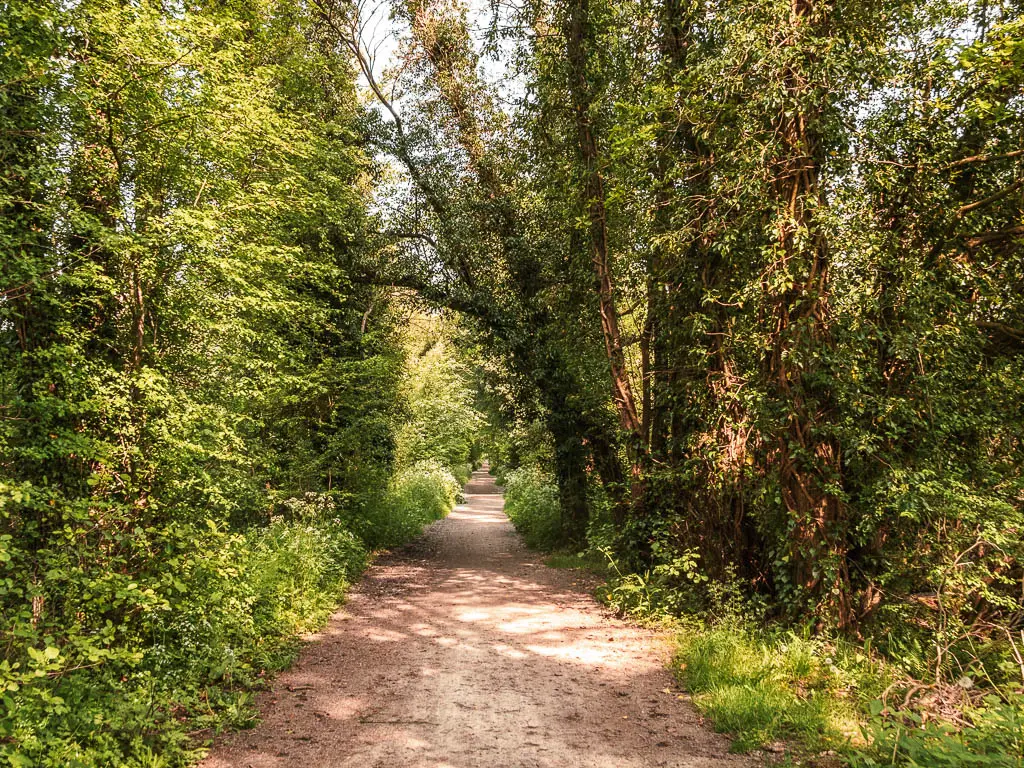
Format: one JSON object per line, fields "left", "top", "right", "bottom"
{"left": 669, "top": 616, "right": 1024, "bottom": 763}
{"left": 543, "top": 551, "right": 609, "bottom": 573}
{"left": 852, "top": 695, "right": 1024, "bottom": 767}
{"left": 501, "top": 467, "right": 563, "bottom": 551}
{"left": 375, "top": 0, "right": 1024, "bottom": 754}
{"left": 363, "top": 0, "right": 1022, "bottom": 672}
{"left": 4, "top": 0, "right": 1024, "bottom": 761}
{"left": 598, "top": 546, "right": 718, "bottom": 622}
{"left": 395, "top": 321, "right": 483, "bottom": 476}
{"left": 354, "top": 460, "right": 463, "bottom": 550}
{"left": 484, "top": 417, "right": 554, "bottom": 488}
{"left": 353, "top": 0, "right": 1024, "bottom": 755}
{"left": 1, "top": 507, "right": 367, "bottom": 767}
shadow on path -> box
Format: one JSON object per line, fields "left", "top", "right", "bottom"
{"left": 200, "top": 468, "right": 755, "bottom": 768}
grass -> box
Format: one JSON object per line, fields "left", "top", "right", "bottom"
{"left": 550, "top": 550, "right": 886, "bottom": 760}
{"left": 1, "top": 515, "right": 367, "bottom": 768}
{"left": 672, "top": 623, "right": 1024, "bottom": 765}
{"left": 673, "top": 626, "right": 865, "bottom": 754}
{"left": 353, "top": 459, "right": 461, "bottom": 549}
{"left": 670, "top": 621, "right": 1024, "bottom": 766}
{"left": 544, "top": 550, "right": 610, "bottom": 573}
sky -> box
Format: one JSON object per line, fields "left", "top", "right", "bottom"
{"left": 352, "top": 0, "right": 524, "bottom": 112}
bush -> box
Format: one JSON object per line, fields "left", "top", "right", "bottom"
{"left": 502, "top": 467, "right": 562, "bottom": 550}
{"left": 352, "top": 460, "right": 461, "bottom": 550}
{"left": 391, "top": 460, "right": 461, "bottom": 522}
{"left": 852, "top": 694, "right": 1024, "bottom": 767}
{"left": 452, "top": 462, "right": 473, "bottom": 487}
{"left": 0, "top": 497, "right": 368, "bottom": 768}
{"left": 598, "top": 545, "right": 714, "bottom": 620}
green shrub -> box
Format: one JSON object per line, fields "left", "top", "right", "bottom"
{"left": 452, "top": 462, "right": 473, "bottom": 487}
{"left": 595, "top": 525, "right": 756, "bottom": 622}
{"left": 391, "top": 460, "right": 461, "bottom": 521}
{"left": 352, "top": 460, "right": 461, "bottom": 550}
{"left": 851, "top": 695, "right": 1024, "bottom": 767}
{"left": 502, "top": 467, "right": 562, "bottom": 550}
{"left": 394, "top": 339, "right": 482, "bottom": 473}
{"left": 492, "top": 463, "right": 509, "bottom": 486}
{"left": 0, "top": 497, "right": 367, "bottom": 768}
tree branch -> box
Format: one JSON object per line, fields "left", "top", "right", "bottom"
{"left": 957, "top": 179, "right": 1024, "bottom": 217}
{"left": 945, "top": 148, "right": 1024, "bottom": 170}
{"left": 966, "top": 225, "right": 1024, "bottom": 249}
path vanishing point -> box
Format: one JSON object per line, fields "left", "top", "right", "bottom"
{"left": 200, "top": 467, "right": 755, "bottom": 768}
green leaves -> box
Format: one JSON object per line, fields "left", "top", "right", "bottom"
{"left": 0, "top": 0, "right": 407, "bottom": 763}
{"left": 855, "top": 694, "right": 1024, "bottom": 767}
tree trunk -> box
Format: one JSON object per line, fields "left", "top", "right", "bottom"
{"left": 562, "top": 0, "right": 647, "bottom": 529}
{"left": 564, "top": 0, "right": 642, "bottom": 441}
{"left": 547, "top": 408, "right": 591, "bottom": 544}
{"left": 765, "top": 0, "right": 852, "bottom": 629}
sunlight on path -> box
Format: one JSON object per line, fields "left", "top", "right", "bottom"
{"left": 199, "top": 469, "right": 755, "bottom": 768}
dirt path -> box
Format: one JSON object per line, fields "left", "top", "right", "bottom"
{"left": 200, "top": 469, "right": 755, "bottom": 768}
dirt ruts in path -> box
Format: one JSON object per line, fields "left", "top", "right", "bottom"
{"left": 200, "top": 469, "right": 755, "bottom": 768}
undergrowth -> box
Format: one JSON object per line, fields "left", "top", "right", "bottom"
{"left": 351, "top": 460, "right": 462, "bottom": 549}
{"left": 2, "top": 506, "right": 364, "bottom": 767}
{"left": 501, "top": 466, "right": 562, "bottom": 550}
{"left": 485, "top": 462, "right": 1024, "bottom": 764}
{"left": 0, "top": 462, "right": 462, "bottom": 768}
{"left": 544, "top": 551, "right": 610, "bottom": 573}
{"left": 619, "top": 568, "right": 1024, "bottom": 765}
{"left": 510, "top": 497, "right": 1023, "bottom": 764}
{"left": 850, "top": 695, "right": 1024, "bottom": 767}
{"left": 597, "top": 549, "right": 1024, "bottom": 764}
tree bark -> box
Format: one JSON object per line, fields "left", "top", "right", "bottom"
{"left": 765, "top": 0, "right": 852, "bottom": 628}
{"left": 564, "top": 0, "right": 642, "bottom": 440}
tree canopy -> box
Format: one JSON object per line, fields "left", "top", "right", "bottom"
{"left": 2, "top": 0, "right": 1023, "bottom": 762}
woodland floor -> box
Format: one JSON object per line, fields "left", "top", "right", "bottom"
{"left": 199, "top": 468, "right": 756, "bottom": 768}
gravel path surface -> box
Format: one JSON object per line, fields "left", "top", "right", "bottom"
{"left": 199, "top": 468, "right": 755, "bottom": 768}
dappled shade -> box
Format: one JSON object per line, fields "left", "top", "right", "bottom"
{"left": 201, "top": 471, "right": 747, "bottom": 768}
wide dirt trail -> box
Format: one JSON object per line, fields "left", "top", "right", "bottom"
{"left": 201, "top": 469, "right": 754, "bottom": 768}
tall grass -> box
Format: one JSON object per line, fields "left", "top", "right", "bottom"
{"left": 674, "top": 627, "right": 860, "bottom": 753}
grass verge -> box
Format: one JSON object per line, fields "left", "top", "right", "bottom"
{"left": 673, "top": 624, "right": 873, "bottom": 756}
{"left": 575, "top": 554, "right": 1022, "bottom": 766}
{"left": 1, "top": 462, "right": 463, "bottom": 768}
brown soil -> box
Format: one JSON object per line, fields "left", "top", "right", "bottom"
{"left": 199, "top": 469, "right": 756, "bottom": 768}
